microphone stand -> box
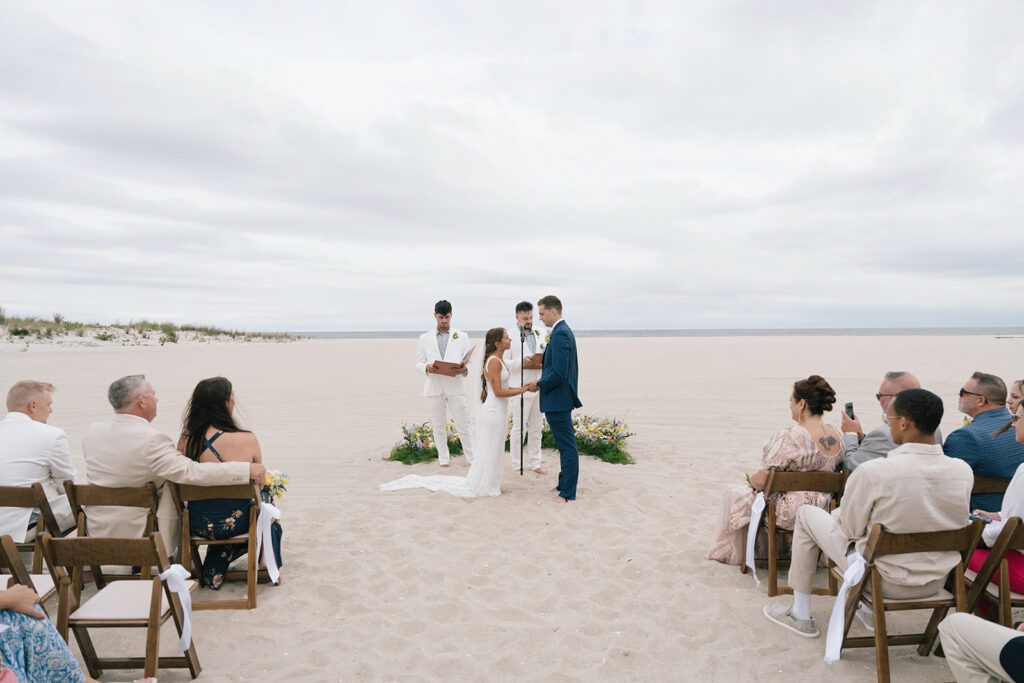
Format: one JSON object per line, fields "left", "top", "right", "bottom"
{"left": 519, "top": 326, "right": 525, "bottom": 476}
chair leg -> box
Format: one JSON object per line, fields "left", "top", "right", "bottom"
{"left": 71, "top": 625, "right": 103, "bottom": 679}
{"left": 767, "top": 500, "right": 778, "bottom": 597}
{"left": 145, "top": 578, "right": 162, "bottom": 678}
{"left": 871, "top": 572, "right": 890, "bottom": 683}
{"left": 919, "top": 606, "right": 948, "bottom": 656}
{"left": 1001, "top": 561, "right": 1013, "bottom": 627}
{"left": 167, "top": 586, "right": 203, "bottom": 678}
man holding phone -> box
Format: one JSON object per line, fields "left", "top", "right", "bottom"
{"left": 841, "top": 371, "right": 926, "bottom": 471}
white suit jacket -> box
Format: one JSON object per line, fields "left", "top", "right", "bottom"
{"left": 415, "top": 328, "right": 472, "bottom": 397}
{"left": 0, "top": 412, "right": 77, "bottom": 542}
{"left": 82, "top": 414, "right": 249, "bottom": 554}
{"left": 503, "top": 324, "right": 547, "bottom": 391}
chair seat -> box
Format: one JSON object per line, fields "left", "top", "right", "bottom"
{"left": 965, "top": 568, "right": 1024, "bottom": 601}
{"left": 1, "top": 574, "right": 54, "bottom": 597}
{"left": 190, "top": 531, "right": 248, "bottom": 545}
{"left": 70, "top": 579, "right": 196, "bottom": 622}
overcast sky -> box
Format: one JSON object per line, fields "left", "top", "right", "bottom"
{"left": 2, "top": 2, "right": 1022, "bottom": 331}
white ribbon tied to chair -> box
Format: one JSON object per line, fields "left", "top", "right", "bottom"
{"left": 159, "top": 564, "right": 192, "bottom": 651}
{"left": 824, "top": 552, "right": 867, "bottom": 664}
{"left": 745, "top": 492, "right": 766, "bottom": 585}
{"left": 255, "top": 501, "right": 282, "bottom": 585}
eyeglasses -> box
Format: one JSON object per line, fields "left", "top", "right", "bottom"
{"left": 875, "top": 393, "right": 896, "bottom": 401}
{"left": 959, "top": 388, "right": 985, "bottom": 398}
{"left": 882, "top": 413, "right": 902, "bottom": 424}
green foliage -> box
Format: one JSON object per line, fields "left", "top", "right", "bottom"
{"left": 52, "top": 313, "right": 64, "bottom": 324}
{"left": 159, "top": 330, "right": 179, "bottom": 345}
{"left": 94, "top": 332, "right": 114, "bottom": 341}
{"left": 10, "top": 328, "right": 30, "bottom": 337}
{"left": 0, "top": 305, "right": 6, "bottom": 323}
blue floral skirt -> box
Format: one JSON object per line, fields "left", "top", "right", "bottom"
{"left": 0, "top": 609, "right": 86, "bottom": 682}
{"left": 188, "top": 498, "right": 283, "bottom": 589}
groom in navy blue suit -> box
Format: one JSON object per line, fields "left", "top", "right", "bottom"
{"left": 536, "top": 295, "right": 582, "bottom": 503}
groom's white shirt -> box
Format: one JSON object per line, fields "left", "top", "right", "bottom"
{"left": 504, "top": 323, "right": 546, "bottom": 390}
{"left": 415, "top": 328, "right": 472, "bottom": 397}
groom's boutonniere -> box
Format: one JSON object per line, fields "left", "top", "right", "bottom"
{"left": 452, "top": 332, "right": 460, "bottom": 340}
{"left": 534, "top": 329, "right": 540, "bottom": 337}
{"left": 545, "top": 333, "right": 551, "bottom": 344}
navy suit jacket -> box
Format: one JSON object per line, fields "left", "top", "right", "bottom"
{"left": 944, "top": 408, "right": 1024, "bottom": 511}
{"left": 538, "top": 320, "right": 582, "bottom": 414}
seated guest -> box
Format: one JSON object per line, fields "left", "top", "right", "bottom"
{"left": 177, "top": 377, "right": 283, "bottom": 589}
{"left": 0, "top": 381, "right": 76, "bottom": 540}
{"left": 841, "top": 371, "right": 929, "bottom": 471}
{"left": 764, "top": 389, "right": 972, "bottom": 637}
{"left": 83, "top": 374, "right": 264, "bottom": 556}
{"left": 1009, "top": 378, "right": 1024, "bottom": 416}
{"left": 940, "top": 613, "right": 1024, "bottom": 683}
{"left": 968, "top": 405, "right": 1024, "bottom": 594}
{"left": 945, "top": 371, "right": 1024, "bottom": 512}
{"left": 0, "top": 584, "right": 92, "bottom": 682}
{"left": 707, "top": 375, "right": 844, "bottom": 565}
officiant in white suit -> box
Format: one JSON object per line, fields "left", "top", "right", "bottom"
{"left": 504, "top": 301, "right": 547, "bottom": 474}
{"left": 415, "top": 300, "right": 475, "bottom": 467}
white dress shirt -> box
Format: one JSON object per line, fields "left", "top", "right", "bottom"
{"left": 0, "top": 411, "right": 77, "bottom": 541}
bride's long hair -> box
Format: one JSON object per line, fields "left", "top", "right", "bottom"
{"left": 481, "top": 327, "right": 506, "bottom": 402}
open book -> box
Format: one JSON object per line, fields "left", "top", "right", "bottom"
{"left": 432, "top": 347, "right": 475, "bottom": 376}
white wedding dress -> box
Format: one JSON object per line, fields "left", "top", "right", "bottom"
{"left": 381, "top": 357, "right": 510, "bottom": 497}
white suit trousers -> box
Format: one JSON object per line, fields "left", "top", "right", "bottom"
{"left": 426, "top": 395, "right": 474, "bottom": 465}
{"left": 509, "top": 393, "right": 542, "bottom": 470}
{"left": 940, "top": 612, "right": 1022, "bottom": 683}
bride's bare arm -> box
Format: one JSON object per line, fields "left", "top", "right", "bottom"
{"left": 487, "top": 356, "right": 528, "bottom": 398}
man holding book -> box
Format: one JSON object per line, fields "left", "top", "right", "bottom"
{"left": 415, "top": 300, "right": 476, "bottom": 467}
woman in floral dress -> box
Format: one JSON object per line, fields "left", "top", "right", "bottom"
{"left": 178, "top": 377, "right": 283, "bottom": 589}
{"left": 707, "top": 375, "right": 844, "bottom": 565}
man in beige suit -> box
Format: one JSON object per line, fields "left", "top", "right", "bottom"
{"left": 83, "top": 374, "right": 265, "bottom": 556}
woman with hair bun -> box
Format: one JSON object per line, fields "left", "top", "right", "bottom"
{"left": 707, "top": 375, "right": 844, "bottom": 565}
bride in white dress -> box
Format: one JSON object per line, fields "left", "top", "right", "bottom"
{"left": 381, "top": 327, "right": 536, "bottom": 497}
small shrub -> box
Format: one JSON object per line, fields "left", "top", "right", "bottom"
{"left": 94, "top": 332, "right": 114, "bottom": 341}
{"left": 53, "top": 313, "right": 64, "bottom": 324}
{"left": 10, "top": 327, "right": 30, "bottom": 337}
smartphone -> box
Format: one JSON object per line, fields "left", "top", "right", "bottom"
{"left": 968, "top": 513, "right": 993, "bottom": 524}
{"left": 845, "top": 402, "right": 855, "bottom": 419}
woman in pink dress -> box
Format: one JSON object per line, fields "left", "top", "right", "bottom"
{"left": 707, "top": 375, "right": 845, "bottom": 565}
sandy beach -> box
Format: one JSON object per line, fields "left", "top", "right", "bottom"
{"left": 1, "top": 334, "right": 1022, "bottom": 682}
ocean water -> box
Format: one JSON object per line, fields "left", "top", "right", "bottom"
{"left": 300, "top": 327, "right": 1024, "bottom": 340}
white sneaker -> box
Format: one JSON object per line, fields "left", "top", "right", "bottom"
{"left": 855, "top": 605, "right": 875, "bottom": 632}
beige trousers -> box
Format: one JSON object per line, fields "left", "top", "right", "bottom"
{"left": 788, "top": 505, "right": 944, "bottom": 598}
{"left": 940, "top": 612, "right": 1021, "bottom": 683}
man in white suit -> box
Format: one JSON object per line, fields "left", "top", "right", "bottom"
{"left": 82, "top": 374, "right": 265, "bottom": 556}
{"left": 0, "top": 380, "right": 77, "bottom": 541}
{"left": 504, "top": 301, "right": 547, "bottom": 474}
{"left": 414, "top": 300, "right": 475, "bottom": 467}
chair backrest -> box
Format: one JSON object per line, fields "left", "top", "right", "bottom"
{"left": 972, "top": 476, "right": 1011, "bottom": 495}
{"left": 41, "top": 532, "right": 169, "bottom": 571}
{"left": 862, "top": 521, "right": 984, "bottom": 563}
{"left": 0, "top": 483, "right": 64, "bottom": 537}
{"left": 64, "top": 481, "right": 160, "bottom": 536}
{"left": 0, "top": 534, "right": 33, "bottom": 587}
{"left": 764, "top": 470, "right": 848, "bottom": 496}
{"left": 170, "top": 482, "right": 260, "bottom": 505}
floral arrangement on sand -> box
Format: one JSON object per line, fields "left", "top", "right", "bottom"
{"left": 388, "top": 420, "right": 464, "bottom": 464}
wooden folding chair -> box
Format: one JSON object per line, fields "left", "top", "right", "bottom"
{"left": 169, "top": 482, "right": 277, "bottom": 610}
{"left": 64, "top": 481, "right": 160, "bottom": 587}
{"left": 0, "top": 533, "right": 56, "bottom": 604}
{"left": 829, "top": 520, "right": 984, "bottom": 683}
{"left": 39, "top": 531, "right": 201, "bottom": 680}
{"left": 972, "top": 476, "right": 1011, "bottom": 498}
{"left": 964, "top": 516, "right": 1024, "bottom": 627}
{"left": 740, "top": 470, "right": 848, "bottom": 597}
{"left": 0, "top": 482, "right": 72, "bottom": 573}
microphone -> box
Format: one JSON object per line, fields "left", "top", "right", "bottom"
{"left": 517, "top": 322, "right": 526, "bottom": 341}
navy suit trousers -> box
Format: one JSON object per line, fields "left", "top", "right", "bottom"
{"left": 547, "top": 410, "right": 578, "bottom": 501}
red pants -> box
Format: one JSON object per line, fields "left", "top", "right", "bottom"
{"left": 969, "top": 549, "right": 1024, "bottom": 594}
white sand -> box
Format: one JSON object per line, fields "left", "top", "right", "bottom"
{"left": 1, "top": 334, "right": 1022, "bottom": 681}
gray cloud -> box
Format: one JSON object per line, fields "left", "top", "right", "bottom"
{"left": 1, "top": 1, "right": 1022, "bottom": 331}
